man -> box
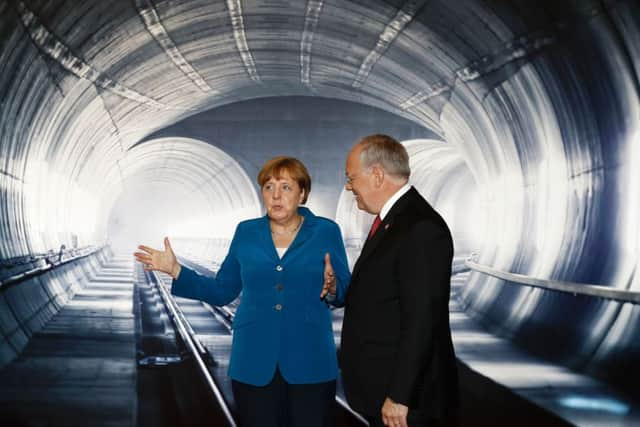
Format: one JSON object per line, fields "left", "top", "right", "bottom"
{"left": 337, "top": 134, "right": 458, "bottom": 426}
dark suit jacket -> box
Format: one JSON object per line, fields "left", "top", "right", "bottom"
{"left": 340, "top": 187, "right": 458, "bottom": 422}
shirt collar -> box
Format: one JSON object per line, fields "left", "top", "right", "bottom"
{"left": 379, "top": 183, "right": 411, "bottom": 221}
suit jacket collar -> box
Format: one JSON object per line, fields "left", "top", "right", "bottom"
{"left": 259, "top": 206, "right": 317, "bottom": 261}
{"left": 351, "top": 187, "right": 419, "bottom": 278}
{"left": 379, "top": 182, "right": 412, "bottom": 221}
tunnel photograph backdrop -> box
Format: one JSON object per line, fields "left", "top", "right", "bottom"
{"left": 0, "top": 0, "right": 639, "bottom": 419}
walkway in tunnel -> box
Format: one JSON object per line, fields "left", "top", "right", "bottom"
{"left": 1, "top": 251, "right": 639, "bottom": 426}
{"left": 449, "top": 272, "right": 640, "bottom": 427}
{"left": 0, "top": 255, "right": 137, "bottom": 426}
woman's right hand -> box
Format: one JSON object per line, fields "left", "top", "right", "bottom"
{"left": 133, "top": 237, "right": 181, "bottom": 279}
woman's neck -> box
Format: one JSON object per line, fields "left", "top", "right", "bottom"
{"left": 270, "top": 214, "right": 303, "bottom": 236}
{"left": 269, "top": 215, "right": 304, "bottom": 243}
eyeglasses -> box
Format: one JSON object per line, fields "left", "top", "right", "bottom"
{"left": 345, "top": 173, "right": 358, "bottom": 185}
{"left": 345, "top": 167, "right": 371, "bottom": 185}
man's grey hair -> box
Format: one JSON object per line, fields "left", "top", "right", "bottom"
{"left": 358, "top": 134, "right": 411, "bottom": 181}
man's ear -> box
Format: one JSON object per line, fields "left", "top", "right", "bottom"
{"left": 372, "top": 165, "right": 385, "bottom": 187}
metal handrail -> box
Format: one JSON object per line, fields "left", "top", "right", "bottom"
{"left": 465, "top": 259, "right": 640, "bottom": 305}
{"left": 0, "top": 245, "right": 106, "bottom": 289}
{"left": 335, "top": 395, "right": 369, "bottom": 424}
{"left": 149, "top": 271, "right": 237, "bottom": 427}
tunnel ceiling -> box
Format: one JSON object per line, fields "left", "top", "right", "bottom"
{"left": 6, "top": 0, "right": 628, "bottom": 141}
{"left": 2, "top": 0, "right": 639, "bottom": 289}
{"left": 2, "top": 1, "right": 634, "bottom": 189}
{"left": 1, "top": 0, "right": 638, "bottom": 272}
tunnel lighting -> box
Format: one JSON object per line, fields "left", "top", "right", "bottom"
{"left": 166, "top": 211, "right": 255, "bottom": 239}
{"left": 301, "top": 0, "right": 323, "bottom": 86}
{"left": 626, "top": 129, "right": 640, "bottom": 256}
{"left": 67, "top": 296, "right": 132, "bottom": 312}
{"left": 107, "top": 138, "right": 260, "bottom": 253}
{"left": 481, "top": 169, "right": 524, "bottom": 269}
{"left": 533, "top": 156, "right": 567, "bottom": 267}
{"left": 80, "top": 288, "right": 131, "bottom": 297}
{"left": 504, "top": 142, "right": 570, "bottom": 334}
{"left": 227, "top": 0, "right": 261, "bottom": 83}
{"left": 451, "top": 332, "right": 501, "bottom": 345}
{"left": 24, "top": 160, "right": 99, "bottom": 250}
{"left": 578, "top": 129, "right": 640, "bottom": 365}
{"left": 589, "top": 302, "right": 637, "bottom": 369}
{"left": 69, "top": 185, "right": 98, "bottom": 233}
{"left": 166, "top": 215, "right": 219, "bottom": 239}
{"left": 557, "top": 395, "right": 630, "bottom": 415}
{"left": 467, "top": 360, "right": 597, "bottom": 388}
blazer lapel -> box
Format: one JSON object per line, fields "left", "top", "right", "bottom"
{"left": 259, "top": 215, "right": 280, "bottom": 260}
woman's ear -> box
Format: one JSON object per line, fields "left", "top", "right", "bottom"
{"left": 299, "top": 189, "right": 306, "bottom": 204}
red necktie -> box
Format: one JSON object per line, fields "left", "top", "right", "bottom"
{"left": 368, "top": 215, "right": 382, "bottom": 239}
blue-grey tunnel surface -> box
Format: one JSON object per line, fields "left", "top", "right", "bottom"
{"left": 1, "top": 0, "right": 639, "bottom": 426}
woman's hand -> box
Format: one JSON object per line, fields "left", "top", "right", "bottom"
{"left": 320, "top": 253, "right": 337, "bottom": 298}
{"left": 133, "top": 237, "right": 181, "bottom": 279}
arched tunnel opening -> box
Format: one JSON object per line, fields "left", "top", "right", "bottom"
{"left": 1, "top": 0, "right": 639, "bottom": 425}
{"left": 106, "top": 137, "right": 261, "bottom": 255}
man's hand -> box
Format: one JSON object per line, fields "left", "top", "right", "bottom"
{"left": 320, "top": 253, "right": 336, "bottom": 298}
{"left": 133, "top": 237, "right": 181, "bottom": 279}
{"left": 381, "top": 397, "right": 408, "bottom": 427}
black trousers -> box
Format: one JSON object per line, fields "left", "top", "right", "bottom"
{"left": 231, "top": 367, "right": 336, "bottom": 427}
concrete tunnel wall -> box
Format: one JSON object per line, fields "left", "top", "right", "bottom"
{"left": 0, "top": 0, "right": 639, "bottom": 396}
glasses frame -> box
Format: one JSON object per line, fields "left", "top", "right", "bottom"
{"left": 345, "top": 166, "right": 372, "bottom": 185}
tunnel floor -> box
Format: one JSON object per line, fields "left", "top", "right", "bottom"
{"left": 0, "top": 255, "right": 137, "bottom": 426}
{"left": 450, "top": 272, "right": 640, "bottom": 427}
{"left": 0, "top": 254, "right": 639, "bottom": 426}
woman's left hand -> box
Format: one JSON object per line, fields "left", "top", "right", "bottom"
{"left": 320, "top": 253, "right": 337, "bottom": 298}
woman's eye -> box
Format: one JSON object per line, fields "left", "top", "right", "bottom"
{"left": 283, "top": 184, "right": 291, "bottom": 191}
{"left": 264, "top": 184, "right": 273, "bottom": 191}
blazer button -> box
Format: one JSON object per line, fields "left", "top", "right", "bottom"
{"left": 276, "top": 265, "right": 283, "bottom": 271}
{"left": 274, "top": 304, "right": 283, "bottom": 311}
{"left": 275, "top": 284, "right": 284, "bottom": 291}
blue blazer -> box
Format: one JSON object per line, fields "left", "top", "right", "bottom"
{"left": 171, "top": 207, "right": 350, "bottom": 385}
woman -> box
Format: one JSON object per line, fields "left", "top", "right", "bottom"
{"left": 134, "top": 156, "right": 350, "bottom": 427}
